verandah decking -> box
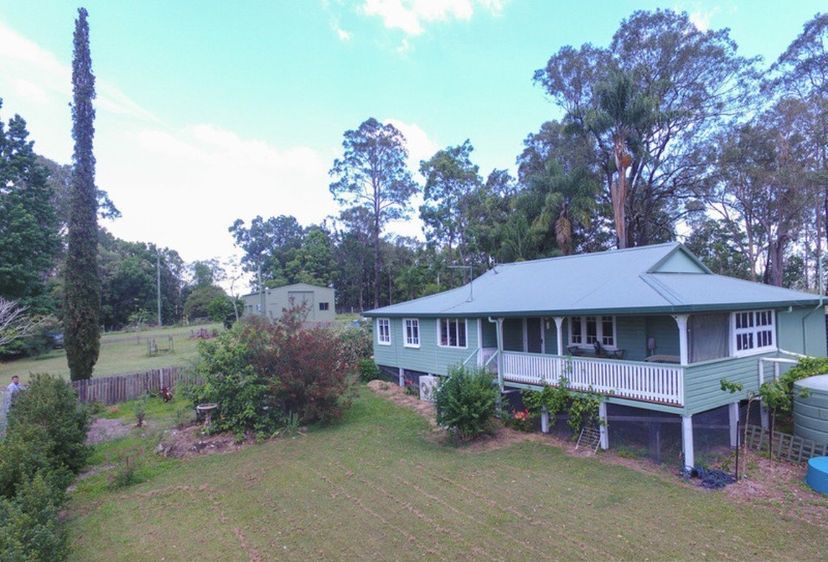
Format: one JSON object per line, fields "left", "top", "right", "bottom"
{"left": 499, "top": 351, "right": 685, "bottom": 406}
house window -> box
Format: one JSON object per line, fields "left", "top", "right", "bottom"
{"left": 569, "top": 315, "right": 616, "bottom": 348}
{"left": 570, "top": 317, "right": 583, "bottom": 344}
{"left": 732, "top": 310, "right": 775, "bottom": 355}
{"left": 377, "top": 318, "right": 391, "bottom": 345}
{"left": 404, "top": 319, "right": 420, "bottom": 348}
{"left": 438, "top": 318, "right": 467, "bottom": 348}
{"left": 319, "top": 302, "right": 329, "bottom": 311}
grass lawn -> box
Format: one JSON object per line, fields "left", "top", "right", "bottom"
{"left": 0, "top": 324, "right": 221, "bottom": 387}
{"left": 66, "top": 390, "right": 826, "bottom": 561}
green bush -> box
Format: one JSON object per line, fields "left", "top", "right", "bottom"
{"left": 0, "top": 472, "right": 69, "bottom": 562}
{"left": 357, "top": 358, "right": 381, "bottom": 383}
{"left": 193, "top": 311, "right": 357, "bottom": 436}
{"left": 339, "top": 326, "right": 372, "bottom": 366}
{"left": 435, "top": 367, "right": 498, "bottom": 441}
{"left": 0, "top": 425, "right": 72, "bottom": 500}
{"left": 191, "top": 322, "right": 279, "bottom": 436}
{"left": 6, "top": 374, "right": 90, "bottom": 474}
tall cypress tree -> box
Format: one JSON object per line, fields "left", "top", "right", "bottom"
{"left": 65, "top": 7, "right": 100, "bottom": 380}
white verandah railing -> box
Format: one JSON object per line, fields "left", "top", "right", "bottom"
{"left": 501, "top": 351, "right": 684, "bottom": 406}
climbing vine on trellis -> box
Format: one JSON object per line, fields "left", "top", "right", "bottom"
{"left": 521, "top": 377, "right": 602, "bottom": 436}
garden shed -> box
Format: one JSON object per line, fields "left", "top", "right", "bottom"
{"left": 241, "top": 283, "right": 335, "bottom": 323}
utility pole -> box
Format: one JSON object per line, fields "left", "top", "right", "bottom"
{"left": 258, "top": 262, "right": 265, "bottom": 317}
{"left": 156, "top": 251, "right": 162, "bottom": 327}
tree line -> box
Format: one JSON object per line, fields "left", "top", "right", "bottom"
{"left": 1, "top": 9, "right": 825, "bottom": 352}
{"left": 232, "top": 10, "right": 828, "bottom": 311}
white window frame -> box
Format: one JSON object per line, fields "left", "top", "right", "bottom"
{"left": 376, "top": 318, "right": 391, "bottom": 346}
{"left": 730, "top": 310, "right": 776, "bottom": 357}
{"left": 568, "top": 315, "right": 617, "bottom": 349}
{"left": 437, "top": 318, "right": 468, "bottom": 349}
{"left": 403, "top": 318, "right": 420, "bottom": 348}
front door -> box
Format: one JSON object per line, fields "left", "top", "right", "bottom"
{"left": 526, "top": 318, "right": 543, "bottom": 353}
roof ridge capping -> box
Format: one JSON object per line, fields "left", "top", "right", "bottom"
{"left": 494, "top": 241, "right": 681, "bottom": 268}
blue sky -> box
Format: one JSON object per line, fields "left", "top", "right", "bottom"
{"left": 0, "top": 0, "right": 824, "bottom": 271}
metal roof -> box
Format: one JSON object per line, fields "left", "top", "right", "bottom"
{"left": 365, "top": 242, "right": 822, "bottom": 317}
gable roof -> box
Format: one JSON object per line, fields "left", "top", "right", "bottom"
{"left": 365, "top": 242, "right": 821, "bottom": 318}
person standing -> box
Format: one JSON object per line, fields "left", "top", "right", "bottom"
{"left": 3, "top": 375, "right": 22, "bottom": 416}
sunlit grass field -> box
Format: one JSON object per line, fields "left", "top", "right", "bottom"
{"left": 0, "top": 323, "right": 221, "bottom": 387}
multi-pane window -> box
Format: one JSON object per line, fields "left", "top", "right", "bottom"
{"left": 377, "top": 318, "right": 391, "bottom": 345}
{"left": 570, "top": 317, "right": 583, "bottom": 344}
{"left": 601, "top": 316, "right": 615, "bottom": 346}
{"left": 733, "top": 310, "right": 775, "bottom": 354}
{"left": 319, "top": 302, "right": 329, "bottom": 311}
{"left": 439, "top": 318, "right": 467, "bottom": 348}
{"left": 569, "top": 316, "right": 616, "bottom": 348}
{"left": 404, "top": 319, "right": 420, "bottom": 347}
{"left": 585, "top": 317, "right": 598, "bottom": 344}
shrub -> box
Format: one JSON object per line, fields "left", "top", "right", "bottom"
{"left": 191, "top": 323, "right": 279, "bottom": 436}
{"left": 248, "top": 319, "right": 357, "bottom": 424}
{"left": 0, "top": 425, "right": 73, "bottom": 500}
{"left": 193, "top": 310, "right": 357, "bottom": 435}
{"left": 357, "top": 358, "right": 381, "bottom": 383}
{"left": 338, "top": 326, "right": 372, "bottom": 367}
{"left": 435, "top": 367, "right": 498, "bottom": 441}
{"left": 0, "top": 472, "right": 68, "bottom": 562}
{"left": 7, "top": 374, "right": 90, "bottom": 474}
{"left": 108, "top": 447, "right": 142, "bottom": 490}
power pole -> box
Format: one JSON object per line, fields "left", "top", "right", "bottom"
{"left": 156, "top": 251, "right": 162, "bottom": 327}
{"left": 258, "top": 262, "right": 265, "bottom": 317}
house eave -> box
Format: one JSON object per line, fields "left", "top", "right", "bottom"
{"left": 362, "top": 299, "right": 822, "bottom": 318}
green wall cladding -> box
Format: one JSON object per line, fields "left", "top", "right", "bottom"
{"left": 372, "top": 307, "right": 826, "bottom": 416}
{"left": 777, "top": 307, "right": 827, "bottom": 357}
{"left": 372, "top": 317, "right": 479, "bottom": 376}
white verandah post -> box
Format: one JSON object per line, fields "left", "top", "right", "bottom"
{"left": 553, "top": 317, "right": 564, "bottom": 356}
{"left": 682, "top": 414, "right": 694, "bottom": 469}
{"left": 728, "top": 401, "right": 739, "bottom": 448}
{"left": 672, "top": 314, "right": 689, "bottom": 366}
{"left": 598, "top": 401, "right": 608, "bottom": 450}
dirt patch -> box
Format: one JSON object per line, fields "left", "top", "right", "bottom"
{"left": 366, "top": 379, "right": 828, "bottom": 528}
{"left": 155, "top": 425, "right": 258, "bottom": 459}
{"left": 86, "top": 418, "right": 134, "bottom": 444}
{"left": 722, "top": 450, "right": 828, "bottom": 527}
{"left": 367, "top": 379, "right": 438, "bottom": 426}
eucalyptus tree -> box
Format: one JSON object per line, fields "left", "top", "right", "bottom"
{"left": 768, "top": 13, "right": 828, "bottom": 279}
{"left": 329, "top": 118, "right": 418, "bottom": 308}
{"left": 534, "top": 9, "right": 757, "bottom": 248}
{"left": 419, "top": 140, "right": 481, "bottom": 263}
{"left": 65, "top": 8, "right": 100, "bottom": 380}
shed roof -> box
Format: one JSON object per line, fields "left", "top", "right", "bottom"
{"left": 365, "top": 242, "right": 821, "bottom": 317}
{"left": 241, "top": 282, "right": 334, "bottom": 299}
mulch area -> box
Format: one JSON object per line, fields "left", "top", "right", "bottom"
{"left": 366, "top": 379, "right": 828, "bottom": 528}
{"left": 155, "top": 425, "right": 261, "bottom": 459}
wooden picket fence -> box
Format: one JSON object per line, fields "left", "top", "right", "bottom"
{"left": 745, "top": 424, "right": 828, "bottom": 464}
{"left": 71, "top": 367, "right": 202, "bottom": 405}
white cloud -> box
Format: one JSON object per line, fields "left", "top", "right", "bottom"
{"left": 336, "top": 27, "right": 352, "bottom": 41}
{"left": 0, "top": 20, "right": 335, "bottom": 270}
{"left": 361, "top": 0, "right": 502, "bottom": 36}
{"left": 382, "top": 118, "right": 438, "bottom": 240}
{"left": 688, "top": 10, "right": 712, "bottom": 32}
{"left": 384, "top": 117, "right": 438, "bottom": 174}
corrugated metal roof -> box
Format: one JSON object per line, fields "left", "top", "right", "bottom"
{"left": 365, "top": 242, "right": 822, "bottom": 317}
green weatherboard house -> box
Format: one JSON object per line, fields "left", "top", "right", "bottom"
{"left": 364, "top": 242, "right": 827, "bottom": 468}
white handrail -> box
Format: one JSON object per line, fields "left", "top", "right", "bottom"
{"left": 500, "top": 351, "right": 684, "bottom": 406}
{"left": 462, "top": 347, "right": 479, "bottom": 367}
